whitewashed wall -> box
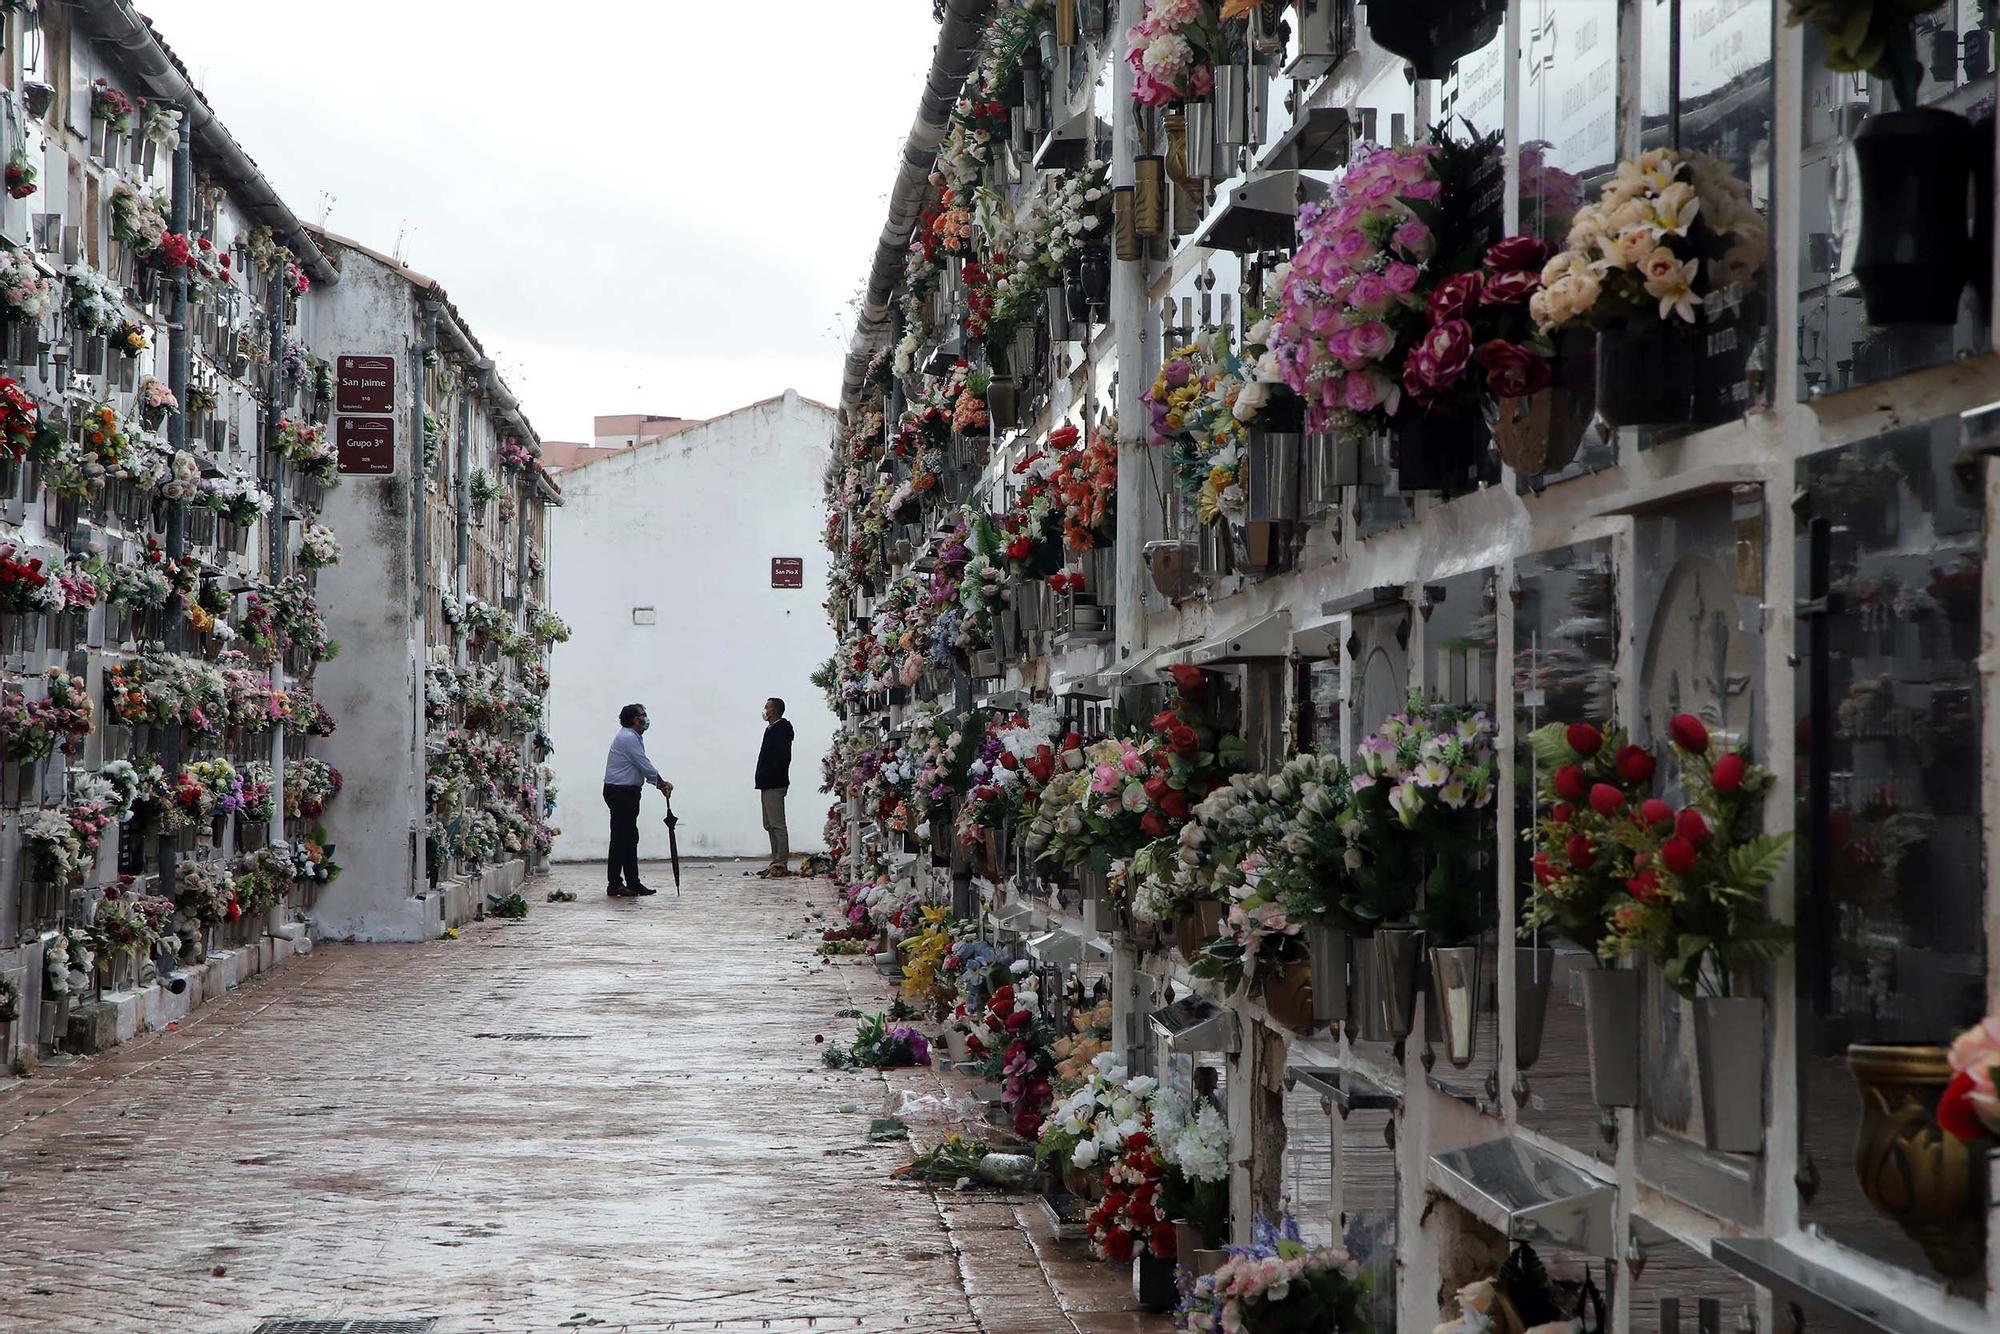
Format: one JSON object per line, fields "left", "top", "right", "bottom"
{"left": 547, "top": 391, "right": 836, "bottom": 863}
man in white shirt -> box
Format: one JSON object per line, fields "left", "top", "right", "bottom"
{"left": 603, "top": 703, "right": 672, "bottom": 897}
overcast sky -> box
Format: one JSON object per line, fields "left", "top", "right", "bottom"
{"left": 138, "top": 0, "right": 937, "bottom": 442}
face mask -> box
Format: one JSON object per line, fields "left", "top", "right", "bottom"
{"left": 635, "top": 717, "right": 649, "bottom": 733}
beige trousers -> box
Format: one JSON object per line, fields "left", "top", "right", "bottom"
{"left": 760, "top": 787, "right": 789, "bottom": 868}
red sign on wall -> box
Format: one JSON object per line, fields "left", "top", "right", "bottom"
{"left": 336, "top": 416, "right": 395, "bottom": 475}
{"left": 335, "top": 355, "right": 396, "bottom": 413}
{"left": 771, "top": 557, "right": 804, "bottom": 589}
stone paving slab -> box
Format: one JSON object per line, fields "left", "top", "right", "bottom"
{"left": 0, "top": 861, "right": 1173, "bottom": 1334}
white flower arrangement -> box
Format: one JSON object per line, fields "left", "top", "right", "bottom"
{"left": 297, "top": 521, "right": 342, "bottom": 570}
{"left": 44, "top": 930, "right": 71, "bottom": 996}
{"left": 1035, "top": 160, "right": 1110, "bottom": 276}
{"left": 66, "top": 262, "right": 121, "bottom": 336}
{"left": 0, "top": 245, "right": 52, "bottom": 323}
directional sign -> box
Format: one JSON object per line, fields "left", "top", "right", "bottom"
{"left": 335, "top": 355, "right": 396, "bottom": 413}
{"left": 336, "top": 415, "right": 395, "bottom": 474}
{"left": 771, "top": 557, "right": 804, "bottom": 589}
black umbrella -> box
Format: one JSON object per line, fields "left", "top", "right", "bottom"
{"left": 661, "top": 797, "right": 682, "bottom": 894}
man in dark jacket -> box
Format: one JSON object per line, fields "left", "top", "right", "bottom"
{"left": 755, "top": 697, "right": 794, "bottom": 877}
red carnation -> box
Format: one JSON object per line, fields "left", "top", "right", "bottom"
{"left": 1150, "top": 1223, "right": 1179, "bottom": 1257}
{"left": 1532, "top": 851, "right": 1557, "bottom": 885}
{"left": 1588, "top": 783, "right": 1625, "bottom": 815}
{"left": 1551, "top": 802, "right": 1574, "bottom": 825}
{"left": 1711, "top": 752, "right": 1746, "bottom": 792}
{"left": 1668, "top": 713, "right": 1709, "bottom": 753}
{"left": 1626, "top": 869, "right": 1662, "bottom": 902}
{"left": 1104, "top": 1229, "right": 1135, "bottom": 1262}
{"left": 1565, "top": 834, "right": 1595, "bottom": 868}
{"left": 1660, "top": 836, "right": 1698, "bottom": 874}
{"left": 1553, "top": 765, "right": 1587, "bottom": 801}
{"left": 1640, "top": 798, "right": 1673, "bottom": 828}
{"left": 1676, "top": 808, "right": 1711, "bottom": 844}
{"left": 1565, "top": 722, "right": 1603, "bottom": 756}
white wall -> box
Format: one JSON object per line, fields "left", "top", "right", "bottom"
{"left": 309, "top": 256, "right": 428, "bottom": 940}
{"left": 547, "top": 391, "right": 835, "bottom": 862}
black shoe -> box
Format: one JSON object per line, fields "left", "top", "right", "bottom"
{"left": 630, "top": 884, "right": 658, "bottom": 896}
{"left": 608, "top": 886, "right": 634, "bottom": 898}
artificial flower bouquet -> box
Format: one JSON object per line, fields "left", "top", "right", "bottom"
{"left": 1050, "top": 422, "right": 1117, "bottom": 551}
{"left": 1595, "top": 712, "right": 1791, "bottom": 997}
{"left": 174, "top": 858, "right": 240, "bottom": 927}
{"left": 1345, "top": 694, "right": 1497, "bottom": 940}
{"left": 67, "top": 263, "right": 120, "bottom": 336}
{"left": 821, "top": 1011, "right": 932, "bottom": 1070}
{"left": 1126, "top": 0, "right": 1250, "bottom": 109}
{"left": 1151, "top": 1085, "right": 1230, "bottom": 1248}
{"left": 1177, "top": 1215, "right": 1371, "bottom": 1334}
{"left": 1087, "top": 1127, "right": 1176, "bottom": 1263}
{"left": 90, "top": 79, "right": 136, "bottom": 132}
{"left": 1524, "top": 720, "right": 1667, "bottom": 952}
{"left": 1531, "top": 149, "right": 1767, "bottom": 342}
{"left": 1037, "top": 1053, "right": 1157, "bottom": 1175}
{"left": 21, "top": 807, "right": 85, "bottom": 886}
{"left": 969, "top": 964, "right": 1060, "bottom": 1137}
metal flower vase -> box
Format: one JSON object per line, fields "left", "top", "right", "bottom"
{"left": 1196, "top": 518, "right": 1232, "bottom": 578}
{"left": 1245, "top": 431, "right": 1302, "bottom": 523}
{"left": 1134, "top": 1252, "right": 1177, "bottom": 1311}
{"left": 1352, "top": 928, "right": 1423, "bottom": 1043}
{"left": 1513, "top": 946, "right": 1555, "bottom": 1072}
{"left": 1211, "top": 64, "right": 1248, "bottom": 154}
{"left": 1307, "top": 923, "right": 1348, "bottom": 1026}
{"left": 1302, "top": 431, "right": 1358, "bottom": 520}
{"left": 1182, "top": 98, "right": 1218, "bottom": 180}
{"left": 1427, "top": 944, "right": 1481, "bottom": 1068}
{"left": 1692, "top": 995, "right": 1766, "bottom": 1153}
{"left": 1581, "top": 966, "right": 1639, "bottom": 1107}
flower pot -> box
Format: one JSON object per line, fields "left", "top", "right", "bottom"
{"left": 1513, "top": 946, "right": 1554, "bottom": 1072}
{"left": 986, "top": 378, "right": 1020, "bottom": 429}
{"left": 1212, "top": 64, "right": 1248, "bottom": 153}
{"left": 1262, "top": 957, "right": 1318, "bottom": 1033}
{"left": 1581, "top": 966, "right": 1639, "bottom": 1107}
{"left": 1133, "top": 1252, "right": 1177, "bottom": 1312}
{"left": 944, "top": 1029, "right": 971, "bottom": 1065}
{"left": 1302, "top": 431, "right": 1358, "bottom": 517}
{"left": 1146, "top": 540, "right": 1198, "bottom": 600}
{"left": 1390, "top": 403, "right": 1486, "bottom": 492}
{"left": 1078, "top": 246, "right": 1110, "bottom": 312}
{"left": 1183, "top": 99, "right": 1218, "bottom": 180}
{"left": 1594, "top": 323, "right": 1695, "bottom": 427}
{"left": 1690, "top": 318, "right": 1754, "bottom": 426}
{"left": 1054, "top": 0, "right": 1079, "bottom": 45}
{"left": 1245, "top": 430, "right": 1303, "bottom": 523}
{"left": 1194, "top": 897, "right": 1225, "bottom": 942}
{"left": 1847, "top": 1043, "right": 1988, "bottom": 1279}
{"left": 1367, "top": 0, "right": 1506, "bottom": 80}
{"left": 1172, "top": 906, "right": 1207, "bottom": 960}
{"left": 1061, "top": 280, "right": 1088, "bottom": 331}
{"left": 1492, "top": 383, "right": 1591, "bottom": 475}
{"left": 1852, "top": 107, "right": 1974, "bottom": 325}
{"left": 1427, "top": 944, "right": 1480, "bottom": 1068}
{"left": 1353, "top": 928, "right": 1424, "bottom": 1043}
{"left": 1693, "top": 995, "right": 1766, "bottom": 1154}
{"left": 1307, "top": 923, "right": 1348, "bottom": 1026}
{"left": 1196, "top": 518, "right": 1232, "bottom": 578}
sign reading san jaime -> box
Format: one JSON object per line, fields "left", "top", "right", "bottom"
{"left": 335, "top": 354, "right": 396, "bottom": 413}
{"left": 336, "top": 415, "right": 395, "bottom": 474}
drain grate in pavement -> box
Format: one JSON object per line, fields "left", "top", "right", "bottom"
{"left": 252, "top": 1322, "right": 437, "bottom": 1334}
{"left": 470, "top": 1032, "right": 589, "bottom": 1041}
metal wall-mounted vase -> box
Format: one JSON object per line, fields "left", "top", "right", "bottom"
{"left": 1196, "top": 517, "right": 1232, "bottom": 578}
{"left": 1581, "top": 966, "right": 1639, "bottom": 1107}
{"left": 1054, "top": 0, "right": 1079, "bottom": 45}
{"left": 1245, "top": 431, "right": 1303, "bottom": 523}
{"left": 1353, "top": 928, "right": 1423, "bottom": 1042}
{"left": 1513, "top": 945, "right": 1554, "bottom": 1071}
{"left": 1133, "top": 155, "right": 1166, "bottom": 237}
{"left": 986, "top": 378, "right": 1020, "bottom": 429}
{"left": 1307, "top": 923, "right": 1348, "bottom": 1025}
{"left": 1427, "top": 944, "right": 1480, "bottom": 1067}
{"left": 1183, "top": 99, "right": 1218, "bottom": 180}
{"left": 1262, "top": 957, "right": 1317, "bottom": 1033}
{"left": 1693, "top": 995, "right": 1767, "bottom": 1153}
{"left": 1212, "top": 64, "right": 1248, "bottom": 153}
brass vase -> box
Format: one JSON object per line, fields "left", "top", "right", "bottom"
{"left": 1172, "top": 907, "right": 1207, "bottom": 960}
{"left": 1847, "top": 1043, "right": 1989, "bottom": 1279}
{"left": 1260, "top": 957, "right": 1318, "bottom": 1033}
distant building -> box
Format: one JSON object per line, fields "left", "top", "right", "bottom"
{"left": 546, "top": 391, "right": 835, "bottom": 862}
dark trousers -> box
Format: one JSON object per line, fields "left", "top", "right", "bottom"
{"left": 603, "top": 783, "right": 642, "bottom": 888}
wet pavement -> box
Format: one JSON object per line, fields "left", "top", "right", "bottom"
{"left": 0, "top": 861, "right": 1170, "bottom": 1334}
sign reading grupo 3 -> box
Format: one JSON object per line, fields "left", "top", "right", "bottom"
{"left": 336, "top": 354, "right": 396, "bottom": 474}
